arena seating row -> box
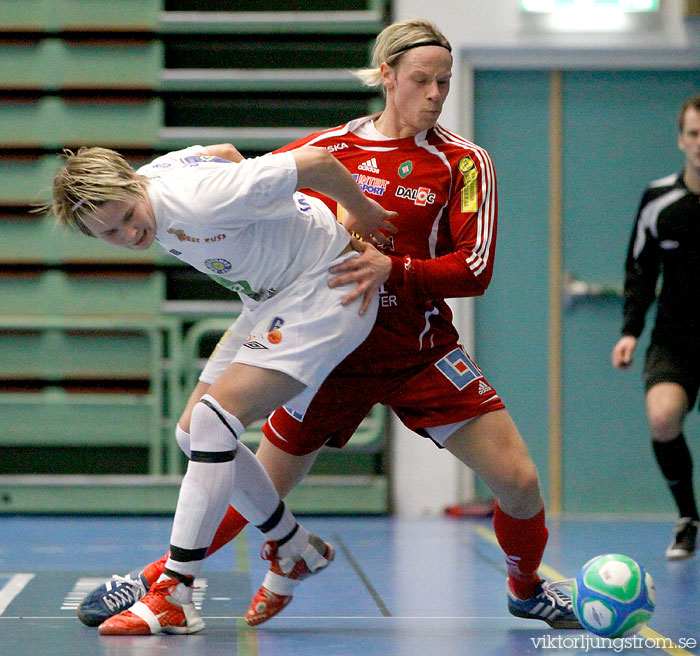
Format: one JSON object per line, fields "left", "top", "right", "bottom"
{"left": 0, "top": 0, "right": 390, "bottom": 514}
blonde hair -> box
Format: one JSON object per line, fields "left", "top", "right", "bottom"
{"left": 50, "top": 147, "right": 148, "bottom": 236}
{"left": 354, "top": 18, "right": 452, "bottom": 88}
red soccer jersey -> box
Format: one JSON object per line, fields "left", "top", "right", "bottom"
{"left": 278, "top": 115, "right": 498, "bottom": 372}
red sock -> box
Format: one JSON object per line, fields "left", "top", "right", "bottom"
{"left": 205, "top": 505, "right": 249, "bottom": 557}
{"left": 493, "top": 501, "right": 548, "bottom": 600}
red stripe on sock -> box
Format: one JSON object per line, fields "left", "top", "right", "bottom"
{"left": 206, "top": 505, "right": 249, "bottom": 557}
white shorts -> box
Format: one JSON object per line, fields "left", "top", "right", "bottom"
{"left": 199, "top": 249, "right": 377, "bottom": 414}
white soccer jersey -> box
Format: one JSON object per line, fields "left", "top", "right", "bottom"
{"left": 139, "top": 146, "right": 350, "bottom": 306}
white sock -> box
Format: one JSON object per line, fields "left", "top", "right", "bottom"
{"left": 167, "top": 396, "right": 242, "bottom": 578}
{"left": 229, "top": 442, "right": 287, "bottom": 526}
{"left": 156, "top": 573, "right": 192, "bottom": 604}
{"left": 175, "top": 424, "right": 191, "bottom": 459}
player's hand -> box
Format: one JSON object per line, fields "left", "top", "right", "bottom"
{"left": 328, "top": 237, "right": 392, "bottom": 315}
{"left": 342, "top": 197, "right": 397, "bottom": 246}
{"left": 611, "top": 335, "right": 637, "bottom": 369}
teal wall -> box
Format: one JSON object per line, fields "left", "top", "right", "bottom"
{"left": 473, "top": 68, "right": 700, "bottom": 514}
{"left": 472, "top": 70, "right": 552, "bottom": 498}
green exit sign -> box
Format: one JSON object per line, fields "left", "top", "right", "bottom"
{"left": 522, "top": 0, "right": 659, "bottom": 10}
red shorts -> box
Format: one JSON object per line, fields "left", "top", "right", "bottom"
{"left": 262, "top": 345, "right": 505, "bottom": 456}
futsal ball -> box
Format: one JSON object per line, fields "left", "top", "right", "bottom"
{"left": 572, "top": 554, "right": 655, "bottom": 638}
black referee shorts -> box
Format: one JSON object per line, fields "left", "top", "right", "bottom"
{"left": 643, "top": 341, "right": 700, "bottom": 409}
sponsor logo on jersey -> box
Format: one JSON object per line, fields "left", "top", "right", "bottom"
{"left": 434, "top": 347, "right": 483, "bottom": 391}
{"left": 205, "top": 258, "right": 232, "bottom": 274}
{"left": 268, "top": 317, "right": 285, "bottom": 331}
{"left": 181, "top": 155, "right": 232, "bottom": 166}
{"left": 352, "top": 174, "right": 390, "bottom": 196}
{"left": 458, "top": 156, "right": 479, "bottom": 213}
{"left": 243, "top": 340, "right": 268, "bottom": 350}
{"left": 660, "top": 239, "right": 680, "bottom": 250}
{"left": 478, "top": 380, "right": 492, "bottom": 395}
{"left": 267, "top": 329, "right": 283, "bottom": 344}
{"left": 151, "top": 162, "right": 172, "bottom": 170}
{"left": 169, "top": 248, "right": 182, "bottom": 256}
{"left": 167, "top": 227, "right": 200, "bottom": 243}
{"left": 326, "top": 143, "right": 348, "bottom": 153}
{"left": 358, "top": 157, "right": 380, "bottom": 173}
{"left": 398, "top": 160, "right": 413, "bottom": 178}
{"left": 378, "top": 284, "right": 397, "bottom": 308}
{"left": 204, "top": 233, "right": 226, "bottom": 243}
{"left": 458, "top": 156, "right": 477, "bottom": 181}
{"left": 395, "top": 185, "right": 436, "bottom": 206}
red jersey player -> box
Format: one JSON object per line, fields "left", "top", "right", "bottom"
{"left": 78, "top": 18, "right": 582, "bottom": 633}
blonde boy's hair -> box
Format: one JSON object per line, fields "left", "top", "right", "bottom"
{"left": 51, "top": 147, "right": 148, "bottom": 236}
{"left": 354, "top": 18, "right": 451, "bottom": 89}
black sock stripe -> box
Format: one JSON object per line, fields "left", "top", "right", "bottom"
{"left": 200, "top": 398, "right": 240, "bottom": 440}
{"left": 163, "top": 568, "right": 195, "bottom": 586}
{"left": 169, "top": 544, "right": 208, "bottom": 563}
{"left": 276, "top": 523, "right": 299, "bottom": 548}
{"left": 256, "top": 500, "right": 286, "bottom": 533}
{"left": 190, "top": 450, "right": 236, "bottom": 463}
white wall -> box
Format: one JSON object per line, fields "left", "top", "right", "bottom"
{"left": 389, "top": 0, "right": 699, "bottom": 516}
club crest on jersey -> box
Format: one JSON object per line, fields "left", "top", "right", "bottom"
{"left": 205, "top": 258, "right": 232, "bottom": 274}
{"left": 398, "top": 160, "right": 413, "bottom": 178}
{"left": 395, "top": 185, "right": 436, "bottom": 206}
{"left": 435, "top": 347, "right": 482, "bottom": 391}
{"left": 358, "top": 157, "right": 380, "bottom": 173}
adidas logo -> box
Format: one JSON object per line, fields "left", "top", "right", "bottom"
{"left": 358, "top": 157, "right": 380, "bottom": 173}
{"left": 478, "top": 380, "right": 492, "bottom": 395}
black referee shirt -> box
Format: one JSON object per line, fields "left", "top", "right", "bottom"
{"left": 621, "top": 172, "right": 700, "bottom": 346}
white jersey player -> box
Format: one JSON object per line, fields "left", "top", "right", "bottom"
{"left": 49, "top": 143, "right": 395, "bottom": 635}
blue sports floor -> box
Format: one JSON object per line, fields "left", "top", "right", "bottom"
{"left": 0, "top": 514, "right": 698, "bottom": 656}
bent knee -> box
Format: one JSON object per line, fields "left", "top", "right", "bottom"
{"left": 497, "top": 460, "right": 542, "bottom": 517}
{"left": 647, "top": 408, "right": 684, "bottom": 441}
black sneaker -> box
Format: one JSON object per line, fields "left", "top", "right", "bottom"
{"left": 665, "top": 517, "right": 698, "bottom": 560}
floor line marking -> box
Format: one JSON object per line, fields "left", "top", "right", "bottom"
{"left": 471, "top": 524, "right": 695, "bottom": 656}
{"left": 0, "top": 614, "right": 518, "bottom": 620}
{"left": 0, "top": 574, "right": 35, "bottom": 616}
{"left": 234, "top": 530, "right": 259, "bottom": 656}
{"left": 332, "top": 533, "right": 392, "bottom": 617}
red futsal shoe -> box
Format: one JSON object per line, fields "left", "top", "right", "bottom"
{"left": 98, "top": 579, "right": 205, "bottom": 635}
{"left": 246, "top": 534, "right": 334, "bottom": 626}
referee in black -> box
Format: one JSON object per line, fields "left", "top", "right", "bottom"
{"left": 611, "top": 94, "right": 700, "bottom": 560}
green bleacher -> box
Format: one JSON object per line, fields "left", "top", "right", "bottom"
{"left": 0, "top": 0, "right": 390, "bottom": 514}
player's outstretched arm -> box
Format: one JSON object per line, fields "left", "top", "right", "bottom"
{"left": 291, "top": 146, "right": 396, "bottom": 243}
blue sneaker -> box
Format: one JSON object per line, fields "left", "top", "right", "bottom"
{"left": 507, "top": 580, "right": 582, "bottom": 629}
{"left": 77, "top": 572, "right": 148, "bottom": 627}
